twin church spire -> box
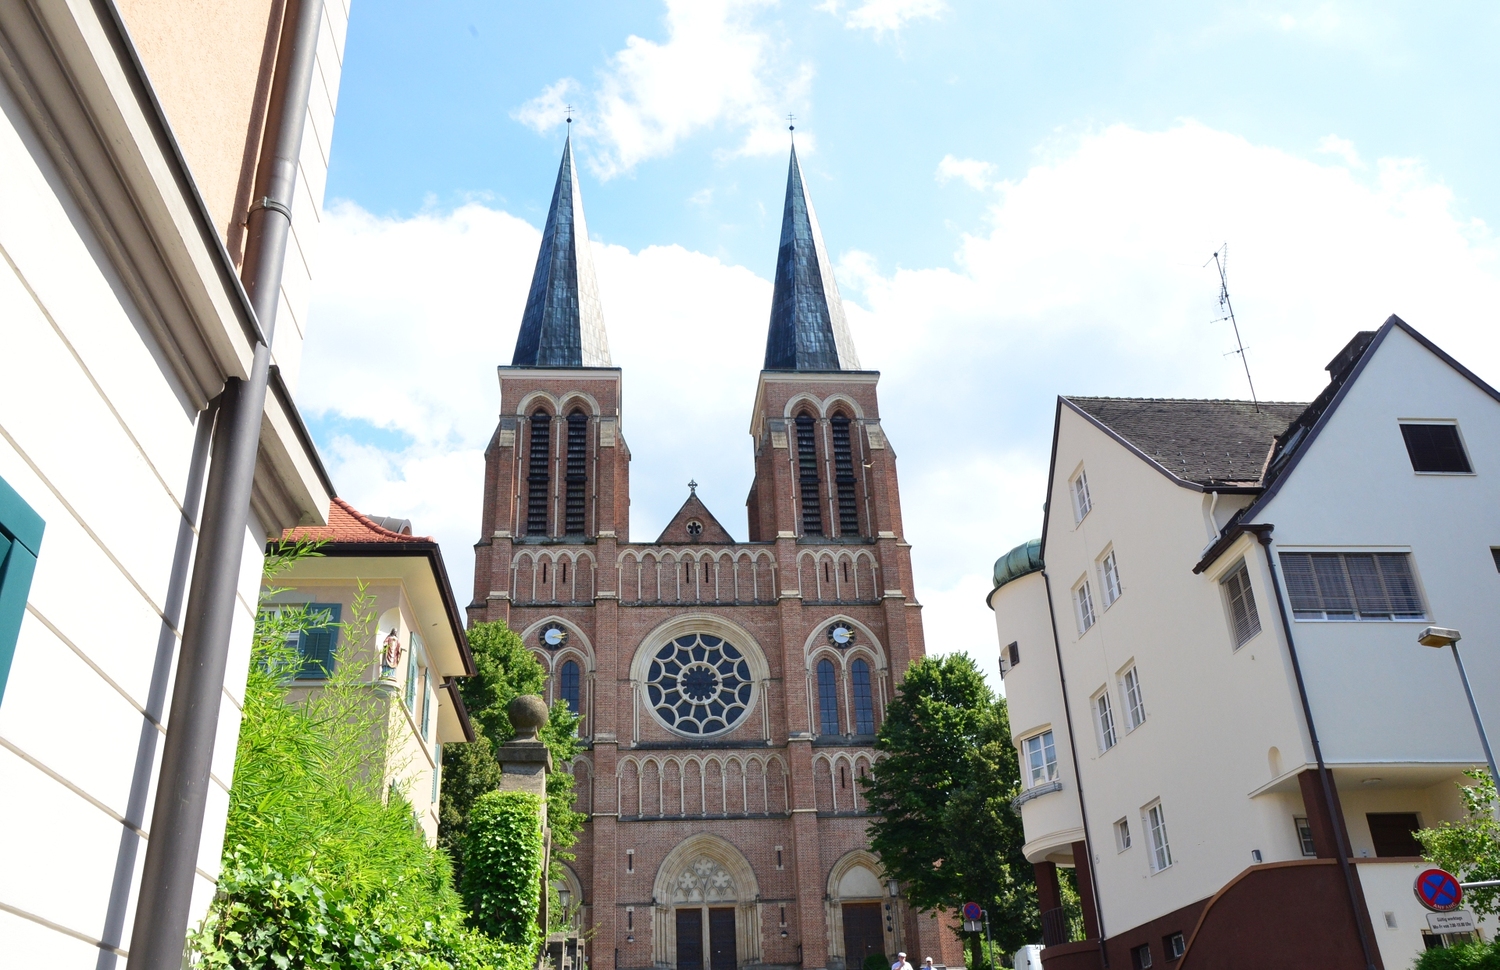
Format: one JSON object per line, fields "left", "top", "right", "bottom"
{"left": 510, "top": 135, "right": 612, "bottom": 368}
{"left": 511, "top": 136, "right": 858, "bottom": 371}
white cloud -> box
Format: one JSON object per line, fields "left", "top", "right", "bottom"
{"left": 515, "top": 0, "right": 810, "bottom": 178}
{"left": 936, "top": 153, "right": 995, "bottom": 190}
{"left": 819, "top": 0, "right": 947, "bottom": 35}
{"left": 1317, "top": 134, "right": 1365, "bottom": 169}
{"left": 304, "top": 122, "right": 1499, "bottom": 691}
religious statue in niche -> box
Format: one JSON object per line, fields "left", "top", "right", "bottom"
{"left": 381, "top": 628, "right": 403, "bottom": 675}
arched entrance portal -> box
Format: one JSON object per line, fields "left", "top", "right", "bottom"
{"left": 827, "top": 850, "right": 898, "bottom": 970}
{"left": 653, "top": 835, "right": 762, "bottom": 970}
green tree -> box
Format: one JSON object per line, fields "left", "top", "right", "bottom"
{"left": 862, "top": 653, "right": 1037, "bottom": 963}
{"left": 440, "top": 620, "right": 586, "bottom": 886}
{"left": 1417, "top": 771, "right": 1500, "bottom": 916}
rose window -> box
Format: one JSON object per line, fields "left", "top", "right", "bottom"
{"left": 646, "top": 633, "right": 753, "bottom": 736}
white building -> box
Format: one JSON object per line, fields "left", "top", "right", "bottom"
{"left": 0, "top": 0, "right": 346, "bottom": 965}
{"left": 269, "top": 499, "right": 476, "bottom": 845}
{"left": 989, "top": 317, "right": 1500, "bottom": 970}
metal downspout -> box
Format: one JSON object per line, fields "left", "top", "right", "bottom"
{"left": 1255, "top": 529, "right": 1378, "bottom": 970}
{"left": 1041, "top": 571, "right": 1108, "bottom": 966}
{"left": 125, "top": 0, "right": 326, "bottom": 965}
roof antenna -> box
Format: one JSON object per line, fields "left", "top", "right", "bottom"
{"left": 1206, "top": 243, "right": 1259, "bottom": 411}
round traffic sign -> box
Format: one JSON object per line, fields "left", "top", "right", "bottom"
{"left": 962, "top": 902, "right": 982, "bottom": 921}
{"left": 1414, "top": 868, "right": 1463, "bottom": 912}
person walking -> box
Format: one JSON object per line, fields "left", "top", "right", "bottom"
{"left": 922, "top": 959, "right": 935, "bottom": 970}
{"left": 892, "top": 952, "right": 913, "bottom": 970}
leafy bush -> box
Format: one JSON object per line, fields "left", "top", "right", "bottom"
{"left": 439, "top": 620, "right": 584, "bottom": 888}
{"left": 1412, "top": 939, "right": 1500, "bottom": 970}
{"left": 863, "top": 953, "right": 891, "bottom": 970}
{"left": 461, "top": 790, "right": 546, "bottom": 948}
{"left": 188, "top": 544, "right": 538, "bottom": 969}
{"left": 1417, "top": 771, "right": 1500, "bottom": 916}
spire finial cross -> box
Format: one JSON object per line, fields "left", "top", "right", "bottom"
{"left": 565, "top": 103, "right": 573, "bottom": 126}
{"left": 688, "top": 479, "right": 698, "bottom": 495}
{"left": 787, "top": 113, "right": 795, "bottom": 138}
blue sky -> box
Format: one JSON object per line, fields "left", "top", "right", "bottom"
{"left": 302, "top": 1, "right": 1500, "bottom": 685}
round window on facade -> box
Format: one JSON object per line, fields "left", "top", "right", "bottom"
{"left": 645, "top": 633, "right": 754, "bottom": 736}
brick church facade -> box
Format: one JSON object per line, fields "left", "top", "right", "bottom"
{"left": 468, "top": 136, "right": 963, "bottom": 970}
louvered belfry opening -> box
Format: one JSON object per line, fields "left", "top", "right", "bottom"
{"left": 565, "top": 409, "right": 588, "bottom": 535}
{"left": 527, "top": 409, "right": 552, "bottom": 536}
{"left": 831, "top": 413, "right": 858, "bottom": 535}
{"left": 796, "top": 412, "right": 823, "bottom": 535}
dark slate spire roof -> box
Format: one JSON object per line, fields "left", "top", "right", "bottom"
{"left": 763, "top": 144, "right": 860, "bottom": 371}
{"left": 511, "top": 136, "right": 611, "bottom": 368}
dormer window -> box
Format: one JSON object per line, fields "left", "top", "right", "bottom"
{"left": 1071, "top": 468, "right": 1092, "bottom": 522}
{"left": 1400, "top": 422, "right": 1472, "bottom": 474}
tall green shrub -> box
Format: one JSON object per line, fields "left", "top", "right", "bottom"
{"left": 440, "top": 619, "right": 585, "bottom": 886}
{"left": 461, "top": 790, "right": 546, "bottom": 947}
{"left": 189, "top": 542, "right": 532, "bottom": 969}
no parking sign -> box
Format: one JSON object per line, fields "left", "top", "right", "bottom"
{"left": 1414, "top": 868, "right": 1463, "bottom": 912}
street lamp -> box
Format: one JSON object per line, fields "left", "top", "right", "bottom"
{"left": 1418, "top": 626, "right": 1500, "bottom": 793}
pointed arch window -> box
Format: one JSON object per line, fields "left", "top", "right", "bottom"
{"left": 817, "top": 658, "right": 840, "bottom": 735}
{"left": 560, "top": 659, "right": 581, "bottom": 714}
{"left": 831, "top": 413, "right": 858, "bottom": 536}
{"left": 527, "top": 409, "right": 552, "bottom": 536}
{"left": 796, "top": 412, "right": 823, "bottom": 535}
{"left": 850, "top": 658, "right": 875, "bottom": 735}
{"left": 565, "top": 409, "right": 588, "bottom": 535}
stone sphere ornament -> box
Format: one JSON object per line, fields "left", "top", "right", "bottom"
{"left": 508, "top": 694, "right": 549, "bottom": 741}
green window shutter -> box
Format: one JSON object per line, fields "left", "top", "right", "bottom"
{"left": 420, "top": 666, "right": 431, "bottom": 738}
{"left": 295, "top": 602, "right": 342, "bottom": 679}
{"left": 0, "top": 475, "right": 45, "bottom": 708}
{"left": 405, "top": 634, "right": 420, "bottom": 709}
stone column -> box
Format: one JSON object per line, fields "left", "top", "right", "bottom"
{"left": 499, "top": 695, "right": 554, "bottom": 937}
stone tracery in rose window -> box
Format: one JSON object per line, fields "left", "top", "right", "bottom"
{"left": 645, "top": 633, "right": 753, "bottom": 736}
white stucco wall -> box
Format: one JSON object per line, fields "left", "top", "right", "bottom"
{"left": 997, "top": 327, "right": 1500, "bottom": 955}
{"left": 0, "top": 0, "right": 346, "bottom": 959}
{"left": 1034, "top": 406, "right": 1316, "bottom": 937}
{"left": 271, "top": 0, "right": 350, "bottom": 394}
{"left": 1256, "top": 325, "right": 1500, "bottom": 769}
{"left": 990, "top": 570, "right": 1086, "bottom": 863}
{"left": 0, "top": 78, "right": 268, "bottom": 963}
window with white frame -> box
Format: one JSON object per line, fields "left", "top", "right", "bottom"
{"left": 1075, "top": 579, "right": 1096, "bottom": 633}
{"left": 1114, "top": 817, "right": 1132, "bottom": 852}
{"left": 1294, "top": 816, "right": 1317, "bottom": 857}
{"left": 1146, "top": 801, "right": 1173, "bottom": 872}
{"left": 1100, "top": 549, "right": 1122, "bottom": 607}
{"left": 1095, "top": 690, "right": 1117, "bottom": 751}
{"left": 1071, "top": 468, "right": 1092, "bottom": 522}
{"left": 1220, "top": 560, "right": 1262, "bottom": 647}
{"left": 1121, "top": 665, "right": 1145, "bottom": 731}
{"left": 1279, "top": 551, "right": 1425, "bottom": 621}
{"left": 1024, "top": 730, "right": 1058, "bottom": 788}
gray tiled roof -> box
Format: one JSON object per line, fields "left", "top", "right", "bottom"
{"left": 1066, "top": 397, "right": 1308, "bottom": 485}
{"left": 764, "top": 144, "right": 860, "bottom": 371}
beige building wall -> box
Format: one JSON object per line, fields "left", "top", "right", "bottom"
{"left": 266, "top": 579, "right": 466, "bottom": 845}
{"left": 117, "top": 0, "right": 351, "bottom": 394}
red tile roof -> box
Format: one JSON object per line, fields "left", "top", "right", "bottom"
{"left": 282, "top": 497, "right": 430, "bottom": 544}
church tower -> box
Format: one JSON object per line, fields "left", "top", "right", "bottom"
{"left": 470, "top": 140, "right": 960, "bottom": 970}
